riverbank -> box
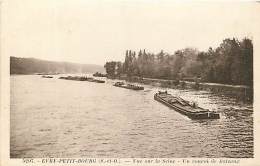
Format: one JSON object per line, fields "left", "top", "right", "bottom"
{"left": 112, "top": 76, "right": 253, "bottom": 102}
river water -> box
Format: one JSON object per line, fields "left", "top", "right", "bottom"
{"left": 10, "top": 75, "right": 253, "bottom": 158}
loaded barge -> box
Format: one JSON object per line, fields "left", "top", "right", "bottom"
{"left": 93, "top": 72, "right": 107, "bottom": 77}
{"left": 114, "top": 82, "right": 144, "bottom": 90}
{"left": 154, "top": 91, "right": 220, "bottom": 119}
{"left": 42, "top": 75, "right": 53, "bottom": 78}
{"left": 59, "top": 76, "right": 105, "bottom": 83}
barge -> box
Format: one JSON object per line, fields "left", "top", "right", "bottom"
{"left": 114, "top": 82, "right": 144, "bottom": 90}
{"left": 87, "top": 77, "right": 105, "bottom": 83}
{"left": 42, "top": 75, "right": 53, "bottom": 78}
{"left": 93, "top": 72, "right": 107, "bottom": 77}
{"left": 59, "top": 76, "right": 105, "bottom": 83}
{"left": 59, "top": 76, "right": 88, "bottom": 81}
{"left": 154, "top": 91, "right": 220, "bottom": 119}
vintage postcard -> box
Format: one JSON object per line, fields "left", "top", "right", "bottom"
{"left": 1, "top": 0, "right": 260, "bottom": 166}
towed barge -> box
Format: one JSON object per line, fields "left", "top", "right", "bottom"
{"left": 114, "top": 82, "right": 144, "bottom": 90}
{"left": 59, "top": 76, "right": 105, "bottom": 83}
{"left": 42, "top": 75, "right": 53, "bottom": 78}
{"left": 154, "top": 91, "right": 220, "bottom": 119}
{"left": 87, "top": 77, "right": 105, "bottom": 83}
{"left": 93, "top": 72, "right": 107, "bottom": 77}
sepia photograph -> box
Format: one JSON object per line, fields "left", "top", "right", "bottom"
{"left": 1, "top": 0, "right": 260, "bottom": 165}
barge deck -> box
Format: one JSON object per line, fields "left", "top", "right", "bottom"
{"left": 154, "top": 91, "right": 220, "bottom": 119}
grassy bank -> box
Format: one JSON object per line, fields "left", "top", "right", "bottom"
{"left": 114, "top": 76, "right": 253, "bottom": 102}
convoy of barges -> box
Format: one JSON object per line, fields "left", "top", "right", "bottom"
{"left": 39, "top": 73, "right": 221, "bottom": 120}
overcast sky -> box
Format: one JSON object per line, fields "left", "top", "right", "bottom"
{"left": 2, "top": 0, "right": 260, "bottom": 65}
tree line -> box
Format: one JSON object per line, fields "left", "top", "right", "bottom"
{"left": 104, "top": 37, "right": 253, "bottom": 86}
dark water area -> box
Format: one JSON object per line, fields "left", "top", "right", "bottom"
{"left": 10, "top": 75, "right": 253, "bottom": 158}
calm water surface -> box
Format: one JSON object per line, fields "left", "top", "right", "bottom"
{"left": 10, "top": 75, "right": 253, "bottom": 158}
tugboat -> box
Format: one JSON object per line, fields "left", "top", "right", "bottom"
{"left": 154, "top": 91, "right": 220, "bottom": 119}
{"left": 114, "top": 82, "right": 144, "bottom": 90}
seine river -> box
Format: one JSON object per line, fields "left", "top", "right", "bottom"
{"left": 10, "top": 75, "right": 253, "bottom": 158}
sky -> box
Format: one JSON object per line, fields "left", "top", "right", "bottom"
{"left": 2, "top": 0, "right": 260, "bottom": 65}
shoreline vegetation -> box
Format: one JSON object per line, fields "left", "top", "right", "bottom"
{"left": 104, "top": 37, "right": 253, "bottom": 102}
{"left": 9, "top": 37, "right": 253, "bottom": 102}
